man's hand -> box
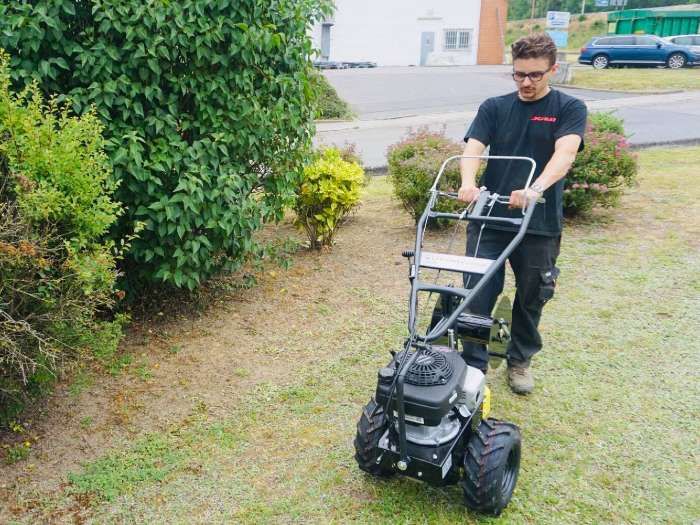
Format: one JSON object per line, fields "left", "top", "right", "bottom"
{"left": 509, "top": 187, "right": 541, "bottom": 209}
{"left": 458, "top": 184, "right": 481, "bottom": 203}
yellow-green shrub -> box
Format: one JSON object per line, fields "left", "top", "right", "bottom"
{"left": 0, "top": 51, "right": 123, "bottom": 423}
{"left": 294, "top": 148, "right": 364, "bottom": 249}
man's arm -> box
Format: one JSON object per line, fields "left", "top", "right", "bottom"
{"left": 458, "top": 138, "right": 487, "bottom": 202}
{"left": 509, "top": 134, "right": 582, "bottom": 209}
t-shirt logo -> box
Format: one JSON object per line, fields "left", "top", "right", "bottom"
{"left": 531, "top": 115, "right": 557, "bottom": 123}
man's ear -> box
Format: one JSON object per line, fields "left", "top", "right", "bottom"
{"left": 550, "top": 63, "right": 560, "bottom": 75}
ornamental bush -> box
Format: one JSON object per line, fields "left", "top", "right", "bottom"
{"left": 564, "top": 113, "right": 638, "bottom": 216}
{"left": 387, "top": 128, "right": 464, "bottom": 225}
{"left": 0, "top": 51, "right": 123, "bottom": 422}
{"left": 311, "top": 72, "right": 353, "bottom": 120}
{"left": 294, "top": 148, "right": 364, "bottom": 249}
{"left": 0, "top": 0, "right": 331, "bottom": 291}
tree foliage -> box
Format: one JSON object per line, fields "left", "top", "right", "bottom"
{"left": 0, "top": 0, "right": 332, "bottom": 291}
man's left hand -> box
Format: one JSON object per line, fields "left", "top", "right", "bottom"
{"left": 509, "top": 188, "right": 541, "bottom": 209}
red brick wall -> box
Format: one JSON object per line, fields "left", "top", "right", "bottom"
{"left": 477, "top": 0, "right": 508, "bottom": 65}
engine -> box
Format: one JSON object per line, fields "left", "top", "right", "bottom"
{"left": 374, "top": 348, "right": 485, "bottom": 446}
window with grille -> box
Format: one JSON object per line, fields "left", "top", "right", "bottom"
{"left": 444, "top": 29, "right": 472, "bottom": 51}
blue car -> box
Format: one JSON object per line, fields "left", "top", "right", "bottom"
{"left": 578, "top": 34, "right": 700, "bottom": 69}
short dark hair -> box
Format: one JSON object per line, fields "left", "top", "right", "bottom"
{"left": 511, "top": 34, "right": 557, "bottom": 67}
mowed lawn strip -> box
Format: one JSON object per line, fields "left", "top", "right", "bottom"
{"left": 569, "top": 68, "right": 700, "bottom": 92}
{"left": 10, "top": 147, "right": 700, "bottom": 524}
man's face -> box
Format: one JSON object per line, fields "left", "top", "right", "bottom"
{"left": 512, "top": 57, "right": 558, "bottom": 101}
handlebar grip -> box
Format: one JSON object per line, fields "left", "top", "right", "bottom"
{"left": 402, "top": 250, "right": 415, "bottom": 258}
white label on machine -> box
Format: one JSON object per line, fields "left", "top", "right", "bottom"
{"left": 441, "top": 454, "right": 453, "bottom": 478}
{"left": 420, "top": 252, "right": 493, "bottom": 274}
{"left": 393, "top": 411, "right": 424, "bottom": 425}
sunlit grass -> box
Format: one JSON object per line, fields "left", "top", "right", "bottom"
{"left": 570, "top": 68, "right": 700, "bottom": 92}
{"left": 9, "top": 147, "right": 700, "bottom": 524}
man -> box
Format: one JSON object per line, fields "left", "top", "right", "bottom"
{"left": 458, "top": 34, "right": 587, "bottom": 395}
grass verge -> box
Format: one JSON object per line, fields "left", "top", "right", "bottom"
{"left": 6, "top": 147, "right": 700, "bottom": 523}
{"left": 569, "top": 68, "right": 700, "bottom": 92}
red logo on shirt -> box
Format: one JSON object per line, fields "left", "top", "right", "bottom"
{"left": 531, "top": 116, "right": 557, "bottom": 122}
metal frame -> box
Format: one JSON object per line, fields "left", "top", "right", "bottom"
{"left": 410, "top": 155, "right": 537, "bottom": 342}
{"left": 390, "top": 154, "right": 538, "bottom": 470}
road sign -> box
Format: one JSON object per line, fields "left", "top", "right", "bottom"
{"left": 595, "top": 0, "right": 609, "bottom": 6}
{"left": 546, "top": 11, "right": 571, "bottom": 30}
{"left": 547, "top": 30, "right": 569, "bottom": 48}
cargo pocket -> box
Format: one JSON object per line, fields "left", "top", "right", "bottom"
{"left": 538, "top": 267, "right": 560, "bottom": 305}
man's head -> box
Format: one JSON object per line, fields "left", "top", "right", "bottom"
{"left": 511, "top": 34, "right": 559, "bottom": 101}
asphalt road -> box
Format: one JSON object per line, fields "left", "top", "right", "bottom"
{"left": 324, "top": 65, "right": 627, "bottom": 120}
{"left": 316, "top": 66, "right": 700, "bottom": 168}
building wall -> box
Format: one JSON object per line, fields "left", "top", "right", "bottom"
{"left": 477, "top": 0, "right": 508, "bottom": 65}
{"left": 310, "top": 0, "right": 483, "bottom": 66}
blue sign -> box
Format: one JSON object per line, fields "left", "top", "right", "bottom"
{"left": 547, "top": 30, "right": 569, "bottom": 48}
{"left": 595, "top": 0, "right": 609, "bottom": 6}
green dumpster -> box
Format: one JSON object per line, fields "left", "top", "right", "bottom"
{"left": 608, "top": 8, "right": 700, "bottom": 37}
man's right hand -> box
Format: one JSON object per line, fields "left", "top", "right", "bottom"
{"left": 457, "top": 184, "right": 481, "bottom": 203}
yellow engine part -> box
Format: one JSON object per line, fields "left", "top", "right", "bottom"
{"left": 482, "top": 385, "right": 492, "bottom": 419}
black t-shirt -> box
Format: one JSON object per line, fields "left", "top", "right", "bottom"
{"left": 464, "top": 89, "right": 587, "bottom": 236}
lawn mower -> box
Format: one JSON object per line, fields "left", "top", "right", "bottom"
{"left": 354, "top": 155, "right": 539, "bottom": 515}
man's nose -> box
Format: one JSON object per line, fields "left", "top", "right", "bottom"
{"left": 521, "top": 76, "right": 533, "bottom": 87}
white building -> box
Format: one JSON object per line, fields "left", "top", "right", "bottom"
{"left": 310, "top": 0, "right": 508, "bottom": 67}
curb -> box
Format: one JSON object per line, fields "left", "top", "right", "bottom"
{"left": 629, "top": 138, "right": 700, "bottom": 150}
{"left": 553, "top": 83, "right": 684, "bottom": 95}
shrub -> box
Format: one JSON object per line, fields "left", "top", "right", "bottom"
{"left": 564, "top": 114, "right": 637, "bottom": 216}
{"left": 387, "top": 128, "right": 464, "bottom": 225}
{"left": 0, "top": 0, "right": 332, "bottom": 291}
{"left": 294, "top": 148, "right": 364, "bottom": 249}
{"left": 311, "top": 72, "right": 353, "bottom": 120}
{"left": 589, "top": 112, "right": 626, "bottom": 135}
{"left": 0, "top": 51, "right": 123, "bottom": 422}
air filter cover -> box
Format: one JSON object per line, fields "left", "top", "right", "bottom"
{"left": 404, "top": 349, "right": 453, "bottom": 386}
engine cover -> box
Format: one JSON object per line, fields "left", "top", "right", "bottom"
{"left": 375, "top": 349, "right": 467, "bottom": 426}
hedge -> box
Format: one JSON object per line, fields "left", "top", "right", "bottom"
{"left": 0, "top": 0, "right": 332, "bottom": 291}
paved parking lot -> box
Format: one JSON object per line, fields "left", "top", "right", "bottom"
{"left": 318, "top": 66, "right": 700, "bottom": 167}
{"left": 324, "top": 65, "right": 627, "bottom": 120}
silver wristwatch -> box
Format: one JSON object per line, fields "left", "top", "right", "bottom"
{"left": 530, "top": 181, "right": 545, "bottom": 194}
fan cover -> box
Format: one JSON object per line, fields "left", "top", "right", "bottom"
{"left": 403, "top": 349, "right": 454, "bottom": 386}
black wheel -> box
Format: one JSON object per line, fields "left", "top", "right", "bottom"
{"left": 354, "top": 398, "right": 394, "bottom": 477}
{"left": 592, "top": 54, "right": 609, "bottom": 69}
{"left": 461, "top": 418, "right": 521, "bottom": 516}
{"left": 667, "top": 53, "right": 687, "bottom": 69}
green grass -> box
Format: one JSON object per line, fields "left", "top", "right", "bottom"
{"left": 570, "top": 68, "right": 700, "bottom": 92}
{"left": 10, "top": 147, "right": 700, "bottom": 523}
{"left": 507, "top": 13, "right": 608, "bottom": 53}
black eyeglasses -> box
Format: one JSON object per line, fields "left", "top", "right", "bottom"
{"left": 512, "top": 69, "right": 551, "bottom": 82}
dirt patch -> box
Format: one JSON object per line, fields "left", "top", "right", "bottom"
{"left": 0, "top": 181, "right": 417, "bottom": 502}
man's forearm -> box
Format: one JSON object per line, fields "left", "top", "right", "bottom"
{"left": 460, "top": 139, "right": 487, "bottom": 187}
{"left": 529, "top": 135, "right": 581, "bottom": 192}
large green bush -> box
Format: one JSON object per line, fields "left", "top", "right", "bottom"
{"left": 387, "top": 128, "right": 464, "bottom": 225}
{"left": 294, "top": 148, "right": 364, "bottom": 249}
{"left": 0, "top": 51, "right": 123, "bottom": 422}
{"left": 564, "top": 113, "right": 638, "bottom": 216}
{"left": 0, "top": 0, "right": 331, "bottom": 291}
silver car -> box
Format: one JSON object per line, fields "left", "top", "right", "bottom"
{"left": 664, "top": 35, "right": 700, "bottom": 53}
